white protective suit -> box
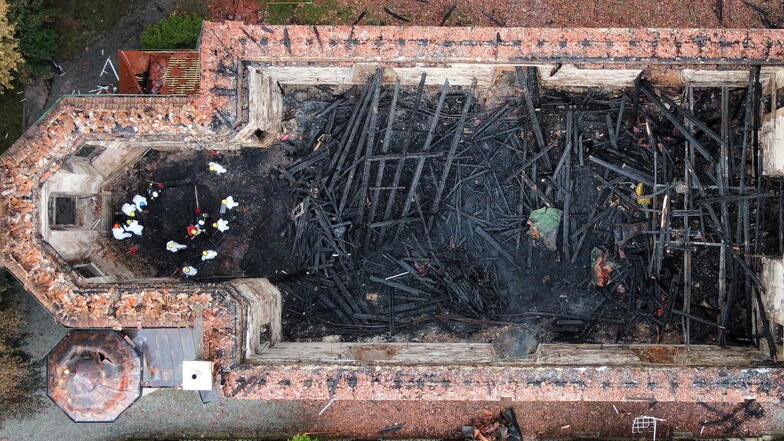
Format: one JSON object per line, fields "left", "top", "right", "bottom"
{"left": 166, "top": 241, "right": 187, "bottom": 253}
{"left": 223, "top": 196, "right": 239, "bottom": 210}
{"left": 124, "top": 220, "right": 144, "bottom": 236}
{"left": 112, "top": 226, "right": 132, "bottom": 240}
{"left": 213, "top": 218, "right": 229, "bottom": 232}
{"left": 132, "top": 195, "right": 148, "bottom": 210}
{"left": 208, "top": 162, "right": 227, "bottom": 174}
{"left": 121, "top": 203, "right": 137, "bottom": 217}
{"left": 183, "top": 266, "right": 198, "bottom": 277}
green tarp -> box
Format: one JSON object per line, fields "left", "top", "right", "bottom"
{"left": 527, "top": 207, "right": 562, "bottom": 251}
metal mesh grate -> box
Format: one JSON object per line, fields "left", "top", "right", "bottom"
{"left": 631, "top": 416, "right": 666, "bottom": 440}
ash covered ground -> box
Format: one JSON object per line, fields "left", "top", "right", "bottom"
{"left": 108, "top": 148, "right": 298, "bottom": 280}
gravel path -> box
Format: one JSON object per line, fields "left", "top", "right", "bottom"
{"left": 0, "top": 285, "right": 303, "bottom": 441}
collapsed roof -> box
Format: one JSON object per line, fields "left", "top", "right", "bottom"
{"left": 2, "top": 22, "right": 784, "bottom": 436}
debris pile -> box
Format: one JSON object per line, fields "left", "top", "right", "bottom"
{"left": 275, "top": 66, "right": 778, "bottom": 351}
{"left": 463, "top": 408, "right": 523, "bottom": 441}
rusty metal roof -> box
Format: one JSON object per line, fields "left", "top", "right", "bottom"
{"left": 47, "top": 330, "right": 142, "bottom": 422}
{"left": 119, "top": 50, "right": 200, "bottom": 95}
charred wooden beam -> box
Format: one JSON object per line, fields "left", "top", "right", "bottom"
{"left": 365, "top": 79, "right": 400, "bottom": 245}
{"left": 642, "top": 79, "right": 727, "bottom": 147}
{"left": 356, "top": 76, "right": 383, "bottom": 225}
{"left": 383, "top": 7, "right": 410, "bottom": 22}
{"left": 395, "top": 79, "right": 450, "bottom": 240}
{"left": 440, "top": 3, "right": 457, "bottom": 26}
{"left": 474, "top": 225, "right": 520, "bottom": 269}
{"left": 330, "top": 69, "right": 382, "bottom": 174}
{"left": 519, "top": 170, "right": 554, "bottom": 207}
{"left": 588, "top": 155, "right": 655, "bottom": 187}
{"left": 431, "top": 80, "right": 477, "bottom": 218}
{"left": 379, "top": 73, "right": 426, "bottom": 243}
{"left": 638, "top": 81, "right": 715, "bottom": 164}
{"left": 515, "top": 67, "right": 548, "bottom": 160}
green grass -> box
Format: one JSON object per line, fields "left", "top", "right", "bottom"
{"left": 332, "top": 1, "right": 355, "bottom": 23}
{"left": 44, "top": 0, "right": 132, "bottom": 59}
{"left": 0, "top": 79, "right": 24, "bottom": 154}
{"left": 263, "top": 0, "right": 354, "bottom": 25}
{"left": 266, "top": 4, "right": 296, "bottom": 24}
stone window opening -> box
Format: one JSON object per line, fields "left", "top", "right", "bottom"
{"left": 49, "top": 196, "right": 77, "bottom": 227}
{"left": 48, "top": 195, "right": 97, "bottom": 230}
{"left": 73, "top": 144, "right": 105, "bottom": 162}
{"left": 72, "top": 262, "right": 105, "bottom": 279}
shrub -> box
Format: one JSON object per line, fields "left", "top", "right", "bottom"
{"left": 0, "top": 270, "right": 42, "bottom": 420}
{"left": 7, "top": 0, "right": 57, "bottom": 78}
{"left": 141, "top": 13, "right": 203, "bottom": 50}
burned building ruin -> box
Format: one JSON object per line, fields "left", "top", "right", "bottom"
{"left": 2, "top": 23, "right": 784, "bottom": 438}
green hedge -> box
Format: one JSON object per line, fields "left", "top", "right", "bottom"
{"left": 141, "top": 13, "right": 203, "bottom": 50}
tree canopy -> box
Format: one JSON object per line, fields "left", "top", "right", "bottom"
{"left": 0, "top": 0, "right": 22, "bottom": 90}
{"left": 8, "top": 0, "right": 57, "bottom": 78}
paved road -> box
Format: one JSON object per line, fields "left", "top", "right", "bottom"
{"left": 1, "top": 388, "right": 299, "bottom": 441}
